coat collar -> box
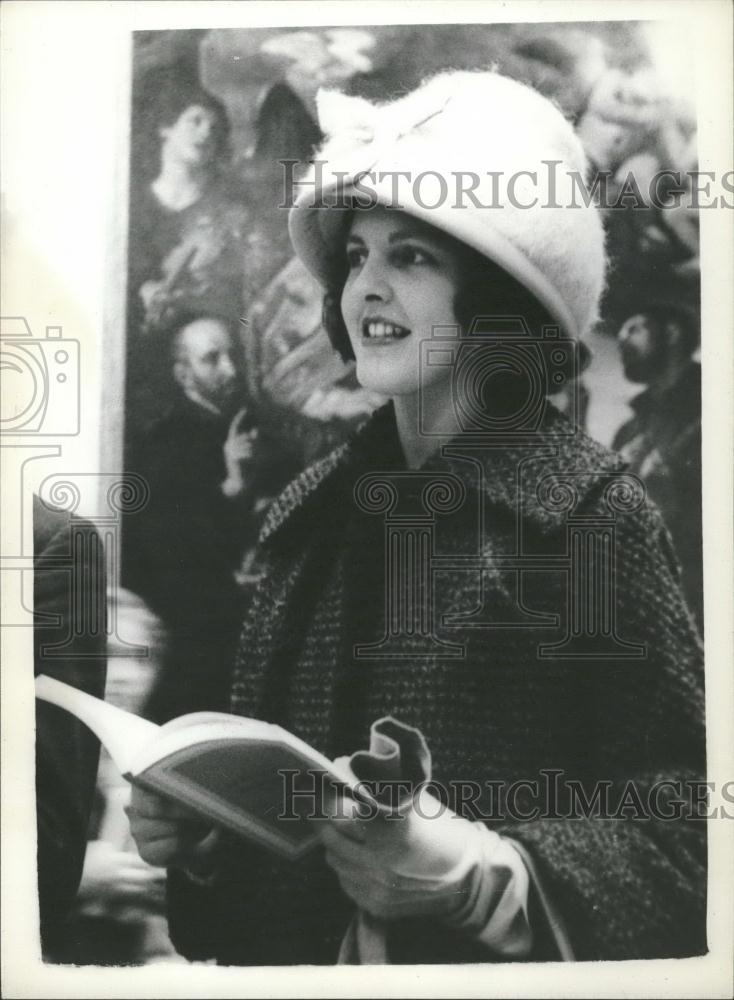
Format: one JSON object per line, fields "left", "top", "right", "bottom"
{"left": 260, "top": 401, "right": 628, "bottom": 543}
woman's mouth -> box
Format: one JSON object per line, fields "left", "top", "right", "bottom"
{"left": 362, "top": 319, "right": 411, "bottom": 342}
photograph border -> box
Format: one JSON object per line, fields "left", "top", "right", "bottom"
{"left": 1, "top": 1, "right": 732, "bottom": 996}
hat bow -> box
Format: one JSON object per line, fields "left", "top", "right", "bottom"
{"left": 315, "top": 88, "right": 452, "bottom": 174}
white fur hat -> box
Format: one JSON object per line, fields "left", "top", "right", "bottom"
{"left": 288, "top": 70, "right": 606, "bottom": 339}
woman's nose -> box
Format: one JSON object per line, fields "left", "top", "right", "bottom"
{"left": 354, "top": 257, "right": 393, "bottom": 302}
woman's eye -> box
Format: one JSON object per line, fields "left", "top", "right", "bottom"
{"left": 392, "top": 245, "right": 432, "bottom": 267}
{"left": 346, "top": 247, "right": 366, "bottom": 269}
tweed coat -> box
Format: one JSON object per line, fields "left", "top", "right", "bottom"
{"left": 167, "top": 402, "right": 706, "bottom": 965}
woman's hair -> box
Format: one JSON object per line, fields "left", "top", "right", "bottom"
{"left": 322, "top": 211, "right": 556, "bottom": 362}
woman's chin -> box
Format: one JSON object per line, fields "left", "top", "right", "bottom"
{"left": 354, "top": 367, "right": 416, "bottom": 399}
{"left": 355, "top": 358, "right": 455, "bottom": 408}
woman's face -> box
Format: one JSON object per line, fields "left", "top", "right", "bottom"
{"left": 160, "top": 104, "right": 220, "bottom": 165}
{"left": 340, "top": 206, "right": 462, "bottom": 400}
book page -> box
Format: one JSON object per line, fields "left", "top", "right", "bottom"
{"left": 35, "top": 674, "right": 160, "bottom": 776}
{"left": 135, "top": 737, "right": 345, "bottom": 858}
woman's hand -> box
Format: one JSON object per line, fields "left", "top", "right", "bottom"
{"left": 321, "top": 784, "right": 533, "bottom": 955}
{"left": 125, "top": 786, "right": 220, "bottom": 870}
{"left": 321, "top": 786, "right": 481, "bottom": 922}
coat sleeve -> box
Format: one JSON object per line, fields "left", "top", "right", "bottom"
{"left": 34, "top": 503, "right": 107, "bottom": 958}
{"left": 497, "top": 500, "right": 707, "bottom": 960}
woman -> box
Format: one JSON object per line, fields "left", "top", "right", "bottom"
{"left": 128, "top": 71, "right": 706, "bottom": 965}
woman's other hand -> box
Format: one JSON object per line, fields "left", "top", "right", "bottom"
{"left": 125, "top": 786, "right": 220, "bottom": 870}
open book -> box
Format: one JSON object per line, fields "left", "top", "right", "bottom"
{"left": 35, "top": 674, "right": 365, "bottom": 860}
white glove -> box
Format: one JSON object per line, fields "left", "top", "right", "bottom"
{"left": 321, "top": 785, "right": 532, "bottom": 956}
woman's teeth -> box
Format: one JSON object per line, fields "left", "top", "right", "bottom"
{"left": 363, "top": 320, "right": 410, "bottom": 340}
